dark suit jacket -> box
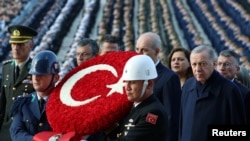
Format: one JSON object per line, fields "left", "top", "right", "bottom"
{"left": 0, "top": 59, "right": 35, "bottom": 141}
{"left": 233, "top": 80, "right": 250, "bottom": 124}
{"left": 107, "top": 95, "right": 168, "bottom": 141}
{"left": 154, "top": 62, "right": 181, "bottom": 141}
{"left": 245, "top": 93, "right": 250, "bottom": 124}
{"left": 180, "top": 70, "right": 246, "bottom": 141}
{"left": 233, "top": 80, "right": 250, "bottom": 99}
{"left": 9, "top": 92, "right": 51, "bottom": 141}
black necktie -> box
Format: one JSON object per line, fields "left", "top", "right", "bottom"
{"left": 39, "top": 99, "right": 45, "bottom": 112}
{"left": 130, "top": 105, "right": 136, "bottom": 113}
{"left": 15, "top": 66, "right": 20, "bottom": 80}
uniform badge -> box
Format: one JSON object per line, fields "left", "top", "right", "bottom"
{"left": 146, "top": 113, "right": 158, "bottom": 125}
{"left": 6, "top": 74, "right": 9, "bottom": 81}
{"left": 3, "top": 59, "right": 12, "bottom": 65}
{"left": 31, "top": 94, "right": 36, "bottom": 102}
{"left": 22, "top": 79, "right": 32, "bottom": 84}
{"left": 124, "top": 118, "right": 135, "bottom": 134}
{"left": 13, "top": 29, "right": 20, "bottom": 36}
{"left": 116, "top": 133, "right": 122, "bottom": 138}
{"left": 124, "top": 122, "right": 135, "bottom": 130}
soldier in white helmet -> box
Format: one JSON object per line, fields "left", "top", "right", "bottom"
{"left": 106, "top": 55, "right": 169, "bottom": 141}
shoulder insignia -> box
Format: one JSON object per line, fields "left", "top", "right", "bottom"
{"left": 146, "top": 113, "right": 158, "bottom": 125}
{"left": 31, "top": 93, "right": 36, "bottom": 102}
{"left": 9, "top": 94, "right": 34, "bottom": 117}
{"left": 3, "top": 59, "right": 13, "bottom": 65}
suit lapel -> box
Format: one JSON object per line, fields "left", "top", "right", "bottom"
{"left": 156, "top": 62, "right": 163, "bottom": 75}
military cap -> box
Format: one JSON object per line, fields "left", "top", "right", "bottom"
{"left": 8, "top": 25, "right": 37, "bottom": 43}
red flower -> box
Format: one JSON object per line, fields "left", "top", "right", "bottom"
{"left": 47, "top": 51, "right": 138, "bottom": 140}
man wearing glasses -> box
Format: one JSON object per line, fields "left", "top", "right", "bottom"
{"left": 75, "top": 39, "right": 99, "bottom": 66}
{"left": 217, "top": 49, "right": 250, "bottom": 124}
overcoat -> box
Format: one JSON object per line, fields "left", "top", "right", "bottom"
{"left": 179, "top": 70, "right": 246, "bottom": 141}
{"left": 154, "top": 62, "right": 182, "bottom": 141}
{"left": 233, "top": 80, "right": 250, "bottom": 124}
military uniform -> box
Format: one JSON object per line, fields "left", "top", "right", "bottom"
{"left": 0, "top": 25, "right": 37, "bottom": 141}
{"left": 0, "top": 59, "right": 35, "bottom": 140}
{"left": 107, "top": 95, "right": 168, "bottom": 141}
{"left": 9, "top": 92, "right": 52, "bottom": 141}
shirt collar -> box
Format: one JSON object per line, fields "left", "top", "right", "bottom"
{"left": 155, "top": 59, "right": 160, "bottom": 66}
{"left": 37, "top": 94, "right": 48, "bottom": 102}
{"left": 133, "top": 103, "right": 140, "bottom": 107}
{"left": 15, "top": 57, "right": 29, "bottom": 70}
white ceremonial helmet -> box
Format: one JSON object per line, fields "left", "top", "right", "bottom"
{"left": 122, "top": 54, "right": 158, "bottom": 81}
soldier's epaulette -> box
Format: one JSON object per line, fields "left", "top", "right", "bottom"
{"left": 9, "top": 94, "right": 34, "bottom": 117}
{"left": 2, "top": 59, "right": 12, "bottom": 65}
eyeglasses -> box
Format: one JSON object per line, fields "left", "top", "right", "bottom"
{"left": 217, "top": 62, "right": 232, "bottom": 68}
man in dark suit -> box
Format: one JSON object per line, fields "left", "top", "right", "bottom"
{"left": 180, "top": 44, "right": 246, "bottom": 141}
{"left": 0, "top": 25, "right": 37, "bottom": 141}
{"left": 75, "top": 39, "right": 99, "bottom": 66}
{"left": 136, "top": 32, "right": 181, "bottom": 141}
{"left": 106, "top": 55, "right": 168, "bottom": 141}
{"left": 9, "top": 50, "right": 60, "bottom": 141}
{"left": 60, "top": 38, "right": 100, "bottom": 80}
{"left": 216, "top": 49, "right": 250, "bottom": 123}
{"left": 216, "top": 49, "right": 250, "bottom": 96}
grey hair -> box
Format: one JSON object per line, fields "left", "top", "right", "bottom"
{"left": 219, "top": 49, "right": 239, "bottom": 65}
{"left": 26, "top": 39, "right": 34, "bottom": 46}
{"left": 192, "top": 44, "right": 218, "bottom": 61}
{"left": 140, "top": 32, "right": 162, "bottom": 49}
{"left": 235, "top": 65, "right": 250, "bottom": 88}
{"left": 77, "top": 38, "right": 99, "bottom": 56}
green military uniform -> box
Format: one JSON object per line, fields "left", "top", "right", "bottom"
{"left": 0, "top": 25, "right": 37, "bottom": 141}
{"left": 0, "top": 59, "right": 35, "bottom": 140}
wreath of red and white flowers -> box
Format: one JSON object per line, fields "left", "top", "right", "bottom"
{"left": 45, "top": 51, "right": 137, "bottom": 140}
